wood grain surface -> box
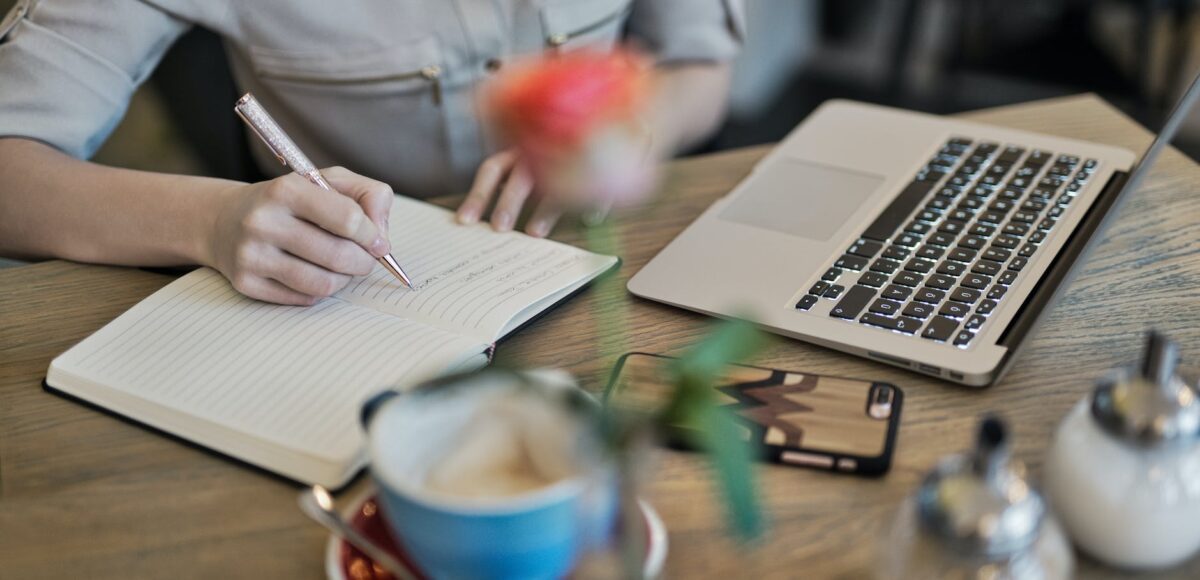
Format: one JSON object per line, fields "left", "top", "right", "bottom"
{"left": 2, "top": 95, "right": 1198, "bottom": 578}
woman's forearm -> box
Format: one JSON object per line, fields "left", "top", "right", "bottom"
{"left": 0, "top": 137, "right": 240, "bottom": 266}
{"left": 650, "top": 62, "right": 734, "bottom": 155}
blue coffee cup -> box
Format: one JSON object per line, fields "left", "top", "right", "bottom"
{"left": 361, "top": 370, "right": 617, "bottom": 579}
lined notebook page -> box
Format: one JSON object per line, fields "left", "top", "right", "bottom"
{"left": 338, "top": 197, "right": 617, "bottom": 342}
{"left": 51, "top": 268, "right": 485, "bottom": 465}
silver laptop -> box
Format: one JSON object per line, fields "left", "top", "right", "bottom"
{"left": 629, "top": 72, "right": 1200, "bottom": 387}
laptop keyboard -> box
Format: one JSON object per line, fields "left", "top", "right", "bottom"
{"left": 795, "top": 137, "right": 1098, "bottom": 348}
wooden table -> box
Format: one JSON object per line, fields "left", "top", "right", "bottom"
{"left": 3, "top": 95, "right": 1199, "bottom": 578}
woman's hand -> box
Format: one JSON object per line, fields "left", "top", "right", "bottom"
{"left": 205, "top": 167, "right": 394, "bottom": 306}
{"left": 455, "top": 149, "right": 564, "bottom": 238}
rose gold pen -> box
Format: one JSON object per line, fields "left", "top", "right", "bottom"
{"left": 233, "top": 93, "right": 414, "bottom": 289}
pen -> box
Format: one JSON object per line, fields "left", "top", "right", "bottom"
{"left": 234, "top": 93, "right": 414, "bottom": 289}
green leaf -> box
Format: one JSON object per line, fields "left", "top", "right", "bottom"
{"left": 661, "top": 318, "right": 767, "bottom": 540}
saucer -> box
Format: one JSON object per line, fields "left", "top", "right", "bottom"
{"left": 324, "top": 487, "right": 668, "bottom": 579}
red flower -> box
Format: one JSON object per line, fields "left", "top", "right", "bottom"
{"left": 488, "top": 50, "right": 649, "bottom": 155}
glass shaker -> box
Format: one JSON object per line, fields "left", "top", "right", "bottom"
{"left": 878, "top": 416, "right": 1073, "bottom": 579}
{"left": 1045, "top": 331, "right": 1200, "bottom": 569}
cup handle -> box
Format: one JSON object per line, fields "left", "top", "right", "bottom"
{"left": 360, "top": 389, "right": 402, "bottom": 430}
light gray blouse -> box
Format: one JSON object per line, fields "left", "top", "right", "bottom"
{"left": 0, "top": 0, "right": 744, "bottom": 197}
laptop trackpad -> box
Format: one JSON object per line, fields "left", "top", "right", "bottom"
{"left": 719, "top": 158, "right": 884, "bottom": 242}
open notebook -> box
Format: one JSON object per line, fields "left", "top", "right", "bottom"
{"left": 46, "top": 196, "right": 617, "bottom": 488}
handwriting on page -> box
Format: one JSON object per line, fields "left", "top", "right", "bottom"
{"left": 66, "top": 269, "right": 482, "bottom": 460}
{"left": 339, "top": 199, "right": 601, "bottom": 335}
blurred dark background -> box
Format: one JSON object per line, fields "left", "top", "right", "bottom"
{"left": 2, "top": 0, "right": 1197, "bottom": 180}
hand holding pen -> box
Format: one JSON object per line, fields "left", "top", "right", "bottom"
{"left": 225, "top": 94, "right": 412, "bottom": 299}
{"left": 194, "top": 94, "right": 412, "bottom": 306}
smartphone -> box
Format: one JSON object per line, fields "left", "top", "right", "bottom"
{"left": 603, "top": 353, "right": 903, "bottom": 476}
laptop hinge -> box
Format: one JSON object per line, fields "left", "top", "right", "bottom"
{"left": 996, "top": 170, "right": 1131, "bottom": 355}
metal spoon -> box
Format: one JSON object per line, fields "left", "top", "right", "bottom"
{"left": 298, "top": 485, "right": 416, "bottom": 580}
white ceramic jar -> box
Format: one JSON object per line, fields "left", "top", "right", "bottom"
{"left": 1044, "top": 332, "right": 1200, "bottom": 570}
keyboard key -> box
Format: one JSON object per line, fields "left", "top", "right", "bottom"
{"left": 991, "top": 236, "right": 1020, "bottom": 250}
{"left": 1030, "top": 187, "right": 1056, "bottom": 200}
{"left": 894, "top": 232, "right": 922, "bottom": 247}
{"left": 950, "top": 287, "right": 982, "bottom": 303}
{"left": 824, "top": 284, "right": 845, "bottom": 299}
{"left": 948, "top": 209, "right": 974, "bottom": 222}
{"left": 969, "top": 186, "right": 992, "bottom": 198}
{"left": 894, "top": 271, "right": 923, "bottom": 287}
{"left": 913, "top": 287, "right": 947, "bottom": 304}
{"left": 968, "top": 223, "right": 996, "bottom": 237}
{"left": 904, "top": 259, "right": 935, "bottom": 274}
{"left": 1003, "top": 223, "right": 1030, "bottom": 237}
{"left": 829, "top": 285, "right": 877, "bottom": 319}
{"left": 848, "top": 239, "right": 884, "bottom": 258}
{"left": 948, "top": 248, "right": 977, "bottom": 263}
{"left": 1029, "top": 231, "right": 1047, "bottom": 244}
{"left": 916, "top": 210, "right": 940, "bottom": 223}
{"left": 796, "top": 295, "right": 819, "bottom": 311}
{"left": 997, "top": 189, "right": 1022, "bottom": 201}
{"left": 882, "top": 245, "right": 911, "bottom": 261}
{"left": 1018, "top": 243, "right": 1038, "bottom": 258}
{"left": 979, "top": 175, "right": 1003, "bottom": 188}
{"left": 987, "top": 285, "right": 1007, "bottom": 300}
{"left": 937, "top": 261, "right": 967, "bottom": 276}
{"left": 917, "top": 245, "right": 945, "bottom": 260}
{"left": 937, "top": 220, "right": 967, "bottom": 235}
{"left": 922, "top": 316, "right": 961, "bottom": 341}
{"left": 882, "top": 284, "right": 912, "bottom": 301}
{"left": 1022, "top": 199, "right": 1047, "bottom": 212}
{"left": 1012, "top": 211, "right": 1038, "bottom": 223}
{"left": 961, "top": 274, "right": 992, "bottom": 290}
{"left": 858, "top": 272, "right": 889, "bottom": 288}
{"left": 1008, "top": 257, "right": 1027, "bottom": 271}
{"left": 939, "top": 301, "right": 971, "bottom": 318}
{"left": 1048, "top": 205, "right": 1065, "bottom": 218}
{"left": 976, "top": 299, "right": 998, "bottom": 315}
{"left": 964, "top": 314, "right": 987, "bottom": 330}
{"left": 869, "top": 299, "right": 902, "bottom": 316}
{"left": 1038, "top": 218, "right": 1056, "bottom": 231}
{"left": 979, "top": 210, "right": 1006, "bottom": 224}
{"left": 1057, "top": 194, "right": 1073, "bottom": 206}
{"left": 810, "top": 281, "right": 831, "bottom": 295}
{"left": 891, "top": 316, "right": 924, "bottom": 334}
{"left": 903, "top": 302, "right": 935, "bottom": 319}
{"left": 871, "top": 258, "right": 901, "bottom": 274}
{"left": 861, "top": 313, "right": 920, "bottom": 334}
{"left": 905, "top": 221, "right": 932, "bottom": 235}
{"left": 926, "top": 274, "right": 956, "bottom": 290}
{"left": 947, "top": 174, "right": 972, "bottom": 189}
{"left": 953, "top": 331, "right": 976, "bottom": 347}
{"left": 928, "top": 232, "right": 956, "bottom": 247}
{"left": 835, "top": 255, "right": 870, "bottom": 271}
{"left": 957, "top": 197, "right": 986, "bottom": 211}
{"left": 998, "top": 270, "right": 1018, "bottom": 285}
{"left": 983, "top": 248, "right": 1011, "bottom": 262}
{"left": 822, "top": 268, "right": 843, "bottom": 282}
{"left": 971, "top": 261, "right": 1001, "bottom": 276}
{"left": 958, "top": 236, "right": 987, "bottom": 251}
{"left": 861, "top": 180, "right": 937, "bottom": 242}
{"left": 926, "top": 197, "right": 953, "bottom": 211}
{"left": 990, "top": 199, "right": 1016, "bottom": 212}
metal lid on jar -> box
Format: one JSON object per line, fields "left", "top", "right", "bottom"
{"left": 917, "top": 416, "right": 1045, "bottom": 560}
{"left": 1091, "top": 331, "right": 1200, "bottom": 446}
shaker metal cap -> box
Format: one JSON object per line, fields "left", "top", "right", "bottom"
{"left": 1091, "top": 331, "right": 1200, "bottom": 446}
{"left": 917, "top": 416, "right": 1045, "bottom": 560}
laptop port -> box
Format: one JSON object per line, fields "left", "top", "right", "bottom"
{"left": 949, "top": 371, "right": 965, "bottom": 381}
{"left": 917, "top": 364, "right": 941, "bottom": 375}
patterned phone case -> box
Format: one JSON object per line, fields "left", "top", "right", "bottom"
{"left": 604, "top": 353, "right": 903, "bottom": 475}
